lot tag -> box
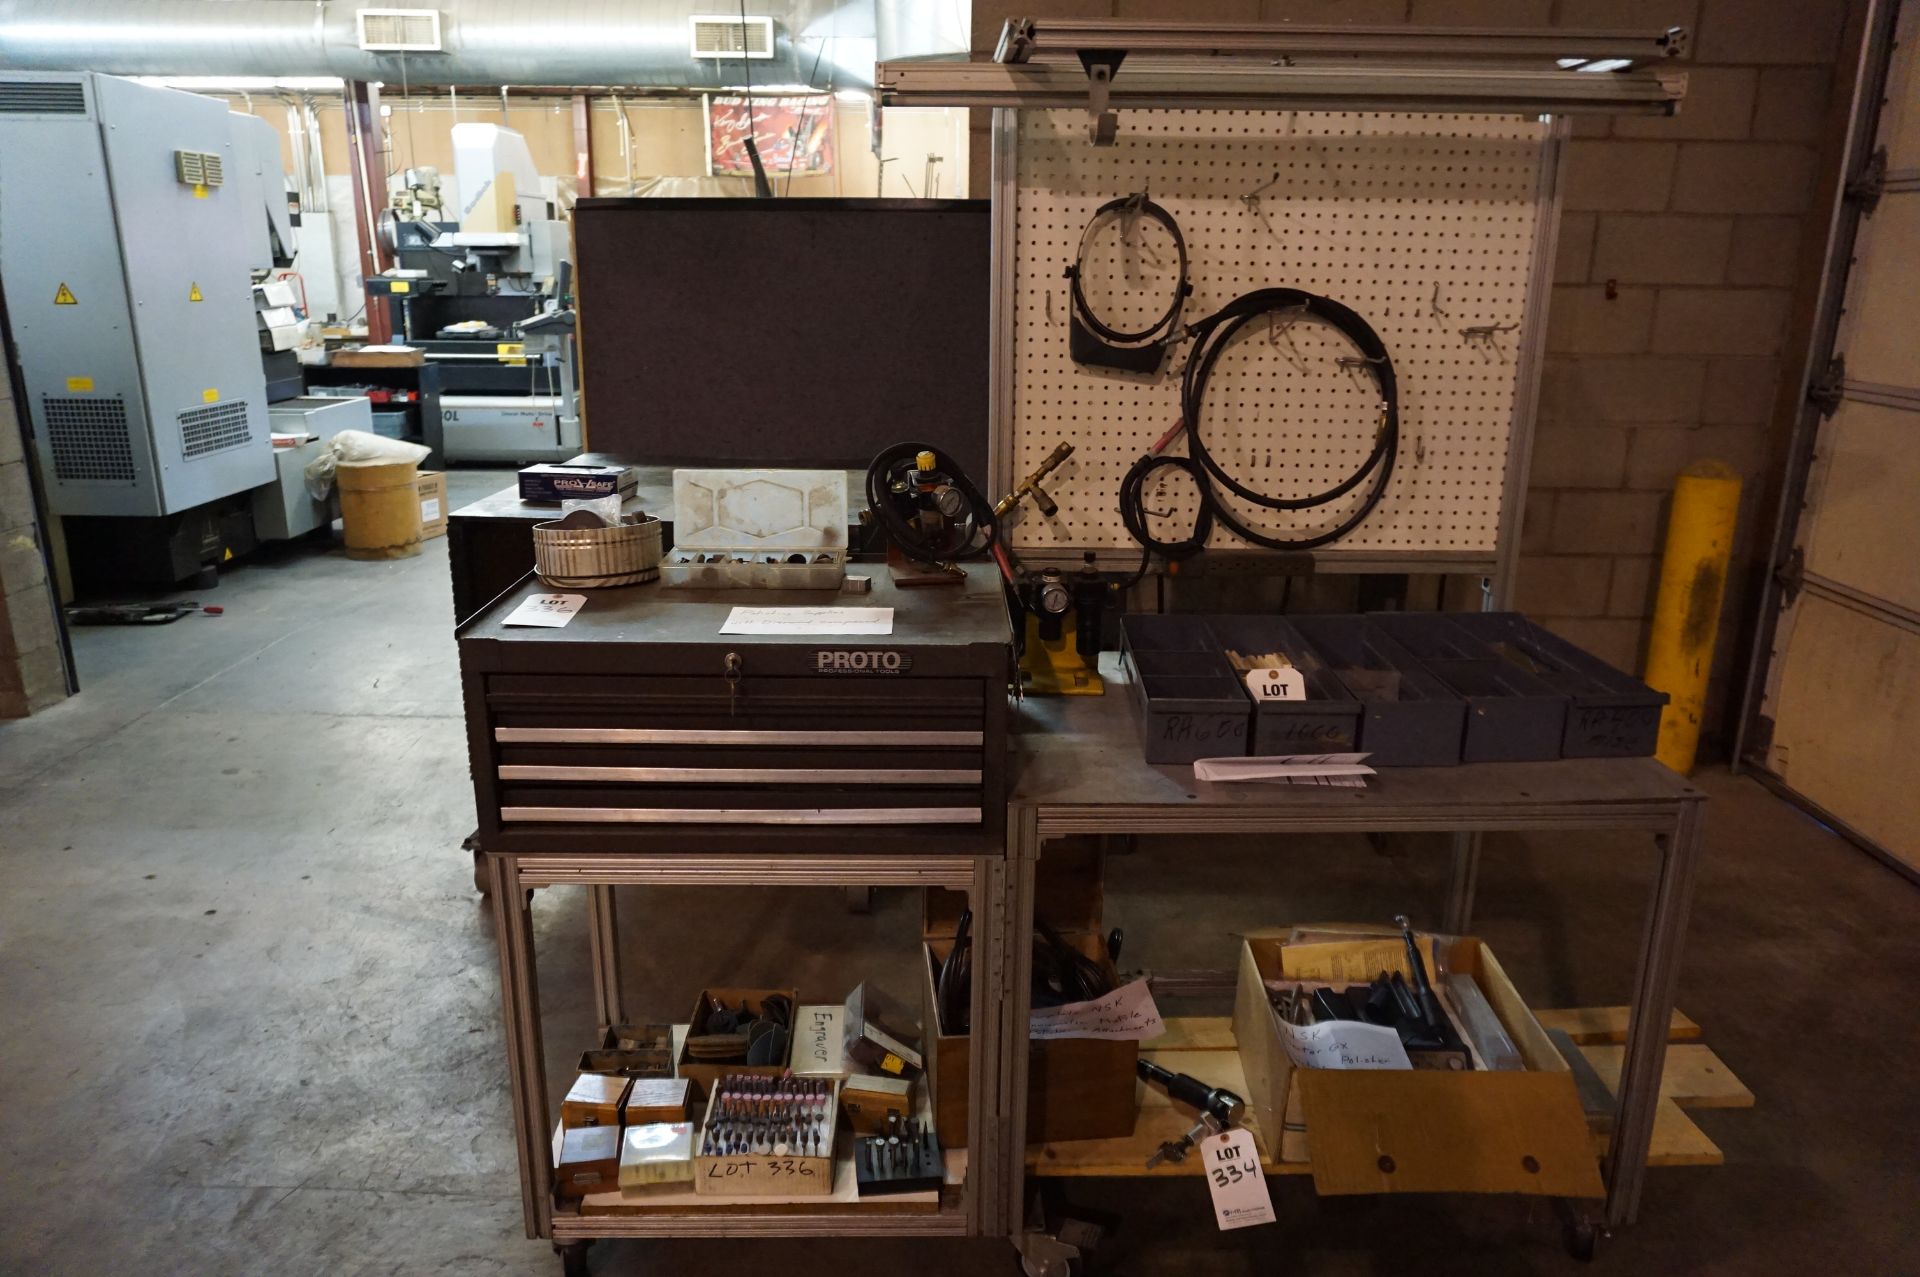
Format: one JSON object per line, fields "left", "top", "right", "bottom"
{"left": 1201, "top": 1128, "right": 1276, "bottom": 1230}
{"left": 1244, "top": 666, "right": 1305, "bottom": 701}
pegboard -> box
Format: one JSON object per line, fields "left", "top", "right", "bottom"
{"left": 1003, "top": 109, "right": 1555, "bottom": 565}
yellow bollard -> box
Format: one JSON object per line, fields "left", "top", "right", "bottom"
{"left": 1643, "top": 460, "right": 1742, "bottom": 774}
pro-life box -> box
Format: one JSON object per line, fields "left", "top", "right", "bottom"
{"left": 517, "top": 462, "right": 638, "bottom": 504}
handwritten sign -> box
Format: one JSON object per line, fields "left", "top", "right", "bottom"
{"left": 720, "top": 606, "right": 893, "bottom": 636}
{"left": 1201, "top": 1128, "right": 1276, "bottom": 1230}
{"left": 792, "top": 1003, "right": 848, "bottom": 1077}
{"left": 1029, "top": 978, "right": 1166, "bottom": 1041}
{"left": 1277, "top": 1018, "right": 1411, "bottom": 1070}
{"left": 502, "top": 592, "right": 585, "bottom": 628}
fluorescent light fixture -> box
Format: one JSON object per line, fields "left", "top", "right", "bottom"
{"left": 130, "top": 75, "right": 346, "bottom": 92}
{"left": 835, "top": 89, "right": 873, "bottom": 103}
{"left": 1578, "top": 58, "right": 1635, "bottom": 72}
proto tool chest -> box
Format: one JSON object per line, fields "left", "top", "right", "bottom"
{"left": 457, "top": 564, "right": 1014, "bottom": 855}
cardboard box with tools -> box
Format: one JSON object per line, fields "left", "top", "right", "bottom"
{"left": 923, "top": 840, "right": 1139, "bottom": 1148}
{"left": 677, "top": 988, "right": 798, "bottom": 1100}
{"left": 1230, "top": 925, "right": 1604, "bottom": 1199}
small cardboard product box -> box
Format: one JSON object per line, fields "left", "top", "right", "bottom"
{"left": 1231, "top": 927, "right": 1604, "bottom": 1199}
{"left": 619, "top": 1122, "right": 696, "bottom": 1189}
{"left": 843, "top": 982, "right": 925, "bottom": 1081}
{"left": 922, "top": 840, "right": 1139, "bottom": 1148}
{"left": 676, "top": 987, "right": 799, "bottom": 1100}
{"left": 621, "top": 1077, "right": 691, "bottom": 1127}
{"left": 416, "top": 470, "right": 448, "bottom": 540}
{"left": 692, "top": 1082, "right": 839, "bottom": 1197}
{"left": 839, "top": 1072, "right": 914, "bottom": 1137}
{"left": 554, "top": 1124, "right": 621, "bottom": 1198}
{"left": 560, "top": 1072, "right": 631, "bottom": 1129}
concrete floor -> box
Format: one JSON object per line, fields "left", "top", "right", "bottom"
{"left": 1, "top": 468, "right": 1914, "bottom": 1275}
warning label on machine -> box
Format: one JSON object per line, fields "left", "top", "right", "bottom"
{"left": 53, "top": 283, "right": 76, "bottom": 305}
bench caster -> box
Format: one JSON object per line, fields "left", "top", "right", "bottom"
{"left": 1018, "top": 1183, "right": 1110, "bottom": 1276}
{"left": 1557, "top": 1200, "right": 1605, "bottom": 1262}
{"left": 555, "top": 1239, "right": 592, "bottom": 1277}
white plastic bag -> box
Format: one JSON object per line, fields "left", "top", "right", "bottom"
{"left": 305, "top": 429, "right": 432, "bottom": 500}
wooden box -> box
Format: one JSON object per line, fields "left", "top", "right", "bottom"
{"left": 840, "top": 1072, "right": 914, "bottom": 1136}
{"left": 692, "top": 1082, "right": 839, "bottom": 1197}
{"left": 621, "top": 1077, "right": 691, "bottom": 1127}
{"left": 560, "top": 1072, "right": 631, "bottom": 1129}
{"left": 554, "top": 1125, "right": 621, "bottom": 1198}
{"left": 578, "top": 1022, "right": 675, "bottom": 1079}
{"left": 922, "top": 841, "right": 1139, "bottom": 1148}
{"left": 1231, "top": 927, "right": 1604, "bottom": 1199}
{"left": 676, "top": 987, "right": 798, "bottom": 1100}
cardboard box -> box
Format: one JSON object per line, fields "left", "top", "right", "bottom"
{"left": 677, "top": 987, "right": 798, "bottom": 1100}
{"left": 560, "top": 1072, "right": 630, "bottom": 1129}
{"left": 839, "top": 1072, "right": 914, "bottom": 1136}
{"left": 619, "top": 1122, "right": 696, "bottom": 1188}
{"left": 579, "top": 1022, "right": 675, "bottom": 1078}
{"left": 1231, "top": 928, "right": 1604, "bottom": 1199}
{"left": 621, "top": 1077, "right": 691, "bottom": 1127}
{"left": 693, "top": 1080, "right": 838, "bottom": 1196}
{"left": 416, "top": 470, "right": 448, "bottom": 540}
{"left": 517, "top": 462, "right": 639, "bottom": 504}
{"left": 554, "top": 1125, "right": 621, "bottom": 1198}
{"left": 922, "top": 840, "right": 1139, "bottom": 1148}
{"left": 333, "top": 344, "right": 425, "bottom": 368}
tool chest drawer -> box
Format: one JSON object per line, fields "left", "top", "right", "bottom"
{"left": 457, "top": 570, "right": 1013, "bottom": 855}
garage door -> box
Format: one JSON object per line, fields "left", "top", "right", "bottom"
{"left": 1748, "top": 0, "right": 1920, "bottom": 872}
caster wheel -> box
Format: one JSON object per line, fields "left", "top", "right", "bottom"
{"left": 1564, "top": 1218, "right": 1600, "bottom": 1262}
{"left": 472, "top": 846, "right": 490, "bottom": 896}
{"left": 555, "top": 1240, "right": 591, "bottom": 1277}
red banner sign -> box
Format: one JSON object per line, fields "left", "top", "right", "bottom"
{"left": 708, "top": 94, "right": 834, "bottom": 178}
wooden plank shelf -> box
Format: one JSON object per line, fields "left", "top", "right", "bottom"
{"left": 1027, "top": 1011, "right": 1745, "bottom": 1180}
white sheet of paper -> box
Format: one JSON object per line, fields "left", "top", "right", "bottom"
{"left": 719, "top": 606, "right": 894, "bottom": 636}
{"left": 502, "top": 592, "right": 586, "bottom": 628}
{"left": 1201, "top": 1128, "right": 1277, "bottom": 1230}
{"left": 1193, "top": 753, "right": 1375, "bottom": 784}
{"left": 1028, "top": 978, "right": 1166, "bottom": 1041}
{"left": 1277, "top": 1017, "right": 1411, "bottom": 1070}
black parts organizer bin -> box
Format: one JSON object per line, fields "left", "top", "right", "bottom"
{"left": 1367, "top": 613, "right": 1569, "bottom": 763}
{"left": 1290, "top": 615, "right": 1467, "bottom": 766}
{"left": 1118, "top": 614, "right": 1250, "bottom": 765}
{"left": 1448, "top": 612, "right": 1667, "bottom": 758}
{"left": 1205, "top": 615, "right": 1362, "bottom": 756}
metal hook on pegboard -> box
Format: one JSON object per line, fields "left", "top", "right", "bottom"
{"left": 1266, "top": 306, "right": 1311, "bottom": 373}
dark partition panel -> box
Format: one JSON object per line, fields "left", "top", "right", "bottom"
{"left": 572, "top": 198, "right": 991, "bottom": 481}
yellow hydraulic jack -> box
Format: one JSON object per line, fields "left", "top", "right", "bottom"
{"left": 1017, "top": 556, "right": 1108, "bottom": 696}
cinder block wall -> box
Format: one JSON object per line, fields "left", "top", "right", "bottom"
{"left": 967, "top": 0, "right": 1861, "bottom": 737}
{"left": 0, "top": 322, "right": 68, "bottom": 717}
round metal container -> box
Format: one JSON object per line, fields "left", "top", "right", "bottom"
{"left": 533, "top": 515, "right": 662, "bottom": 588}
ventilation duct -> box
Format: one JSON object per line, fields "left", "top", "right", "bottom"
{"left": 0, "top": 0, "right": 954, "bottom": 92}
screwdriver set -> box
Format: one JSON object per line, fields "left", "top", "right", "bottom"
{"left": 854, "top": 1113, "right": 943, "bottom": 1197}
{"left": 693, "top": 1071, "right": 838, "bottom": 1197}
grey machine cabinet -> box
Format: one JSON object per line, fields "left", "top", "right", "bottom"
{"left": 0, "top": 72, "right": 273, "bottom": 518}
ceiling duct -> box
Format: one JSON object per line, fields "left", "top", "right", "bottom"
{"left": 0, "top": 0, "right": 918, "bottom": 91}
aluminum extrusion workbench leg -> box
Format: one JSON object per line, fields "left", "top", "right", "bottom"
{"left": 1444, "top": 830, "right": 1482, "bottom": 934}
{"left": 587, "top": 885, "right": 624, "bottom": 1030}
{"left": 489, "top": 853, "right": 554, "bottom": 1239}
{"left": 1600, "top": 800, "right": 1707, "bottom": 1233}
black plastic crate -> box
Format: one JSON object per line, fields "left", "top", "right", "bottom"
{"left": 1118, "top": 615, "right": 1250, "bottom": 764}
{"left": 1290, "top": 615, "right": 1467, "bottom": 766}
{"left": 1448, "top": 612, "right": 1667, "bottom": 758}
{"left": 1368, "top": 613, "right": 1568, "bottom": 762}
{"left": 1205, "top": 615, "right": 1361, "bottom": 756}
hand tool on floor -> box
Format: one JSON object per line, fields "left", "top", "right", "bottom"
{"left": 1138, "top": 1059, "right": 1246, "bottom": 1169}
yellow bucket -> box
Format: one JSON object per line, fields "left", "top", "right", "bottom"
{"left": 337, "top": 459, "right": 423, "bottom": 560}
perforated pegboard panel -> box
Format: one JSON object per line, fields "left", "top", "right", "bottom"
{"left": 1005, "top": 109, "right": 1554, "bottom": 563}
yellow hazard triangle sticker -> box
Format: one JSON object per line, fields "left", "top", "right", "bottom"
{"left": 53, "top": 282, "right": 77, "bottom": 305}
{"left": 188, "top": 282, "right": 204, "bottom": 303}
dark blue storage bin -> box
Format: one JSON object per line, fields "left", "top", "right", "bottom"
{"left": 1368, "top": 613, "right": 1568, "bottom": 762}
{"left": 1205, "top": 615, "right": 1361, "bottom": 756}
{"left": 1290, "top": 615, "right": 1467, "bottom": 766}
{"left": 1448, "top": 612, "right": 1667, "bottom": 758}
{"left": 1118, "top": 615, "right": 1250, "bottom": 764}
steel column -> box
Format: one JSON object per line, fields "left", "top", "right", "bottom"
{"left": 488, "top": 852, "right": 552, "bottom": 1239}
{"left": 1444, "top": 830, "right": 1482, "bottom": 934}
{"left": 1601, "top": 798, "right": 1707, "bottom": 1228}
{"left": 343, "top": 80, "right": 392, "bottom": 343}
{"left": 586, "top": 884, "right": 623, "bottom": 1030}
